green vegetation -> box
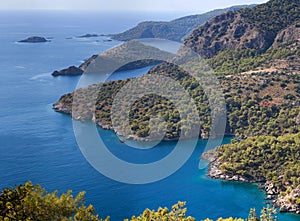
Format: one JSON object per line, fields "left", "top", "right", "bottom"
{"left": 0, "top": 183, "right": 278, "bottom": 221}
{"left": 53, "top": 40, "right": 174, "bottom": 76}
{"left": 216, "top": 133, "right": 300, "bottom": 187}
{"left": 240, "top": 0, "right": 300, "bottom": 34}
{"left": 55, "top": 67, "right": 299, "bottom": 140}
{"left": 126, "top": 202, "right": 277, "bottom": 221}
{"left": 207, "top": 40, "right": 300, "bottom": 75}
{"left": 53, "top": 0, "right": 300, "bottom": 215}
{"left": 0, "top": 181, "right": 109, "bottom": 221}
{"left": 213, "top": 133, "right": 300, "bottom": 213}
{"left": 183, "top": 0, "right": 300, "bottom": 73}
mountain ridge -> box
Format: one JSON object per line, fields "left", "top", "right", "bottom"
{"left": 110, "top": 5, "right": 256, "bottom": 42}
{"left": 183, "top": 0, "right": 300, "bottom": 59}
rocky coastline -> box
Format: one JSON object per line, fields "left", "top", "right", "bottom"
{"left": 53, "top": 102, "right": 164, "bottom": 142}
{"left": 52, "top": 66, "right": 84, "bottom": 77}
{"left": 53, "top": 102, "right": 207, "bottom": 142}
{"left": 202, "top": 151, "right": 300, "bottom": 214}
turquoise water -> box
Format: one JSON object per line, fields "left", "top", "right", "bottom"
{"left": 0, "top": 11, "right": 299, "bottom": 221}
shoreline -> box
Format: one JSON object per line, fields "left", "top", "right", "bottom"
{"left": 54, "top": 102, "right": 300, "bottom": 215}
{"left": 53, "top": 102, "right": 233, "bottom": 142}
{"left": 53, "top": 103, "right": 193, "bottom": 142}
{"left": 202, "top": 151, "right": 300, "bottom": 215}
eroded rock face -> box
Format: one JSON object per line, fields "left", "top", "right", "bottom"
{"left": 183, "top": 11, "right": 273, "bottom": 58}
{"left": 274, "top": 186, "right": 300, "bottom": 214}
{"left": 272, "top": 23, "right": 300, "bottom": 48}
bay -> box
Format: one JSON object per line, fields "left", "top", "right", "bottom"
{"left": 0, "top": 11, "right": 299, "bottom": 221}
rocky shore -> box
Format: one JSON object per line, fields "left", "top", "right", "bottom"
{"left": 53, "top": 101, "right": 204, "bottom": 142}
{"left": 274, "top": 186, "right": 300, "bottom": 214}
{"left": 202, "top": 151, "right": 259, "bottom": 183}
{"left": 53, "top": 102, "right": 165, "bottom": 142}
{"left": 52, "top": 66, "right": 84, "bottom": 76}
{"left": 202, "top": 151, "right": 300, "bottom": 214}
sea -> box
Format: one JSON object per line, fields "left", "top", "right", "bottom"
{"left": 0, "top": 11, "right": 299, "bottom": 221}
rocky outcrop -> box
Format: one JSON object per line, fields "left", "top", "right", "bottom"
{"left": 182, "top": 0, "right": 300, "bottom": 58}
{"left": 264, "top": 181, "right": 279, "bottom": 196}
{"left": 183, "top": 11, "right": 273, "bottom": 58}
{"left": 272, "top": 22, "right": 300, "bottom": 48}
{"left": 18, "top": 36, "right": 49, "bottom": 43}
{"left": 52, "top": 66, "right": 84, "bottom": 76}
{"left": 274, "top": 186, "right": 300, "bottom": 214}
{"left": 202, "top": 151, "right": 260, "bottom": 183}
{"left": 53, "top": 102, "right": 72, "bottom": 114}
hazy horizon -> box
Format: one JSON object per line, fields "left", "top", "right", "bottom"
{"left": 0, "top": 0, "right": 268, "bottom": 13}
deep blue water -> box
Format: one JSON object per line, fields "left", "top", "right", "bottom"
{"left": 0, "top": 11, "right": 299, "bottom": 221}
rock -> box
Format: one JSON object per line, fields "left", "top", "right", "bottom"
{"left": 272, "top": 22, "right": 300, "bottom": 48}
{"left": 232, "top": 175, "right": 239, "bottom": 181}
{"left": 183, "top": 11, "right": 272, "bottom": 58}
{"left": 77, "top": 34, "right": 99, "bottom": 38}
{"left": 53, "top": 103, "right": 71, "bottom": 114}
{"left": 18, "top": 36, "right": 49, "bottom": 43}
{"left": 274, "top": 185, "right": 300, "bottom": 214}
{"left": 52, "top": 66, "right": 84, "bottom": 76}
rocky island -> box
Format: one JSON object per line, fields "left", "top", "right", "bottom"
{"left": 18, "top": 36, "right": 49, "bottom": 43}
{"left": 77, "top": 34, "right": 99, "bottom": 38}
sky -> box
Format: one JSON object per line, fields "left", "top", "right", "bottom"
{"left": 0, "top": 0, "right": 269, "bottom": 12}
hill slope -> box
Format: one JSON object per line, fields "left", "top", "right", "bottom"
{"left": 181, "top": 0, "right": 300, "bottom": 76}
{"left": 183, "top": 0, "right": 300, "bottom": 59}
{"left": 110, "top": 5, "right": 256, "bottom": 42}
{"left": 51, "top": 40, "right": 174, "bottom": 76}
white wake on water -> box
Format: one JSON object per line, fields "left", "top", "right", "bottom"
{"left": 30, "top": 72, "right": 52, "bottom": 80}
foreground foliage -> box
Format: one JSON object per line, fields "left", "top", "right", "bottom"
{"left": 0, "top": 181, "right": 109, "bottom": 221}
{"left": 0, "top": 184, "right": 278, "bottom": 221}
{"left": 126, "top": 202, "right": 277, "bottom": 221}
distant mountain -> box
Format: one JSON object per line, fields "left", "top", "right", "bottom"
{"left": 110, "top": 5, "right": 256, "bottom": 42}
